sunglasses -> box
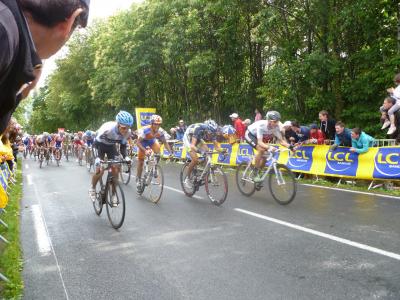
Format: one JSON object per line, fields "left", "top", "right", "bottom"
{"left": 119, "top": 125, "right": 129, "bottom": 130}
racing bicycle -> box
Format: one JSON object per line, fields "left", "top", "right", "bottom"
{"left": 235, "top": 148, "right": 296, "bottom": 205}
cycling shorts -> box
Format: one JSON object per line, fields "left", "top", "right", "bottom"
{"left": 94, "top": 141, "right": 118, "bottom": 161}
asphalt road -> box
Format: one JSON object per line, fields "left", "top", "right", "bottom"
{"left": 20, "top": 157, "right": 400, "bottom": 300}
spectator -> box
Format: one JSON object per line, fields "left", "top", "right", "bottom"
{"left": 291, "top": 121, "right": 310, "bottom": 144}
{"left": 330, "top": 121, "right": 352, "bottom": 150}
{"left": 254, "top": 108, "right": 263, "bottom": 122}
{"left": 350, "top": 127, "right": 375, "bottom": 154}
{"left": 282, "top": 121, "right": 298, "bottom": 145}
{"left": 380, "top": 96, "right": 397, "bottom": 129}
{"left": 319, "top": 110, "right": 336, "bottom": 143}
{"left": 171, "top": 120, "right": 187, "bottom": 141}
{"left": 243, "top": 119, "right": 251, "bottom": 130}
{"left": 0, "top": 0, "right": 90, "bottom": 134}
{"left": 384, "top": 73, "right": 400, "bottom": 135}
{"left": 305, "top": 124, "right": 325, "bottom": 145}
{"left": 230, "top": 113, "right": 245, "bottom": 141}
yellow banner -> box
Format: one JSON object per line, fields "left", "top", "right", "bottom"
{"left": 135, "top": 108, "right": 156, "bottom": 129}
{"left": 144, "top": 143, "right": 400, "bottom": 181}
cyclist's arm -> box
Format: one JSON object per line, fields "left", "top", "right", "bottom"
{"left": 136, "top": 137, "right": 147, "bottom": 153}
{"left": 159, "top": 136, "right": 173, "bottom": 153}
{"left": 120, "top": 142, "right": 128, "bottom": 158}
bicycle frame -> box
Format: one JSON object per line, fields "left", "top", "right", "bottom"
{"left": 241, "top": 149, "right": 291, "bottom": 184}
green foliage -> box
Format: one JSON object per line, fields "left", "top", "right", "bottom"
{"left": 0, "top": 161, "right": 24, "bottom": 299}
{"left": 29, "top": 0, "right": 400, "bottom": 136}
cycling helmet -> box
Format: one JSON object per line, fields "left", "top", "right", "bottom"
{"left": 204, "top": 119, "right": 218, "bottom": 133}
{"left": 85, "top": 130, "right": 92, "bottom": 137}
{"left": 116, "top": 111, "right": 134, "bottom": 127}
{"left": 266, "top": 111, "right": 281, "bottom": 121}
{"left": 150, "top": 115, "right": 162, "bottom": 125}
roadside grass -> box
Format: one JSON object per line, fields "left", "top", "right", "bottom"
{"left": 0, "top": 160, "right": 23, "bottom": 299}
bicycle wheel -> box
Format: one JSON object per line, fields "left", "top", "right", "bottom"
{"left": 120, "top": 162, "right": 131, "bottom": 185}
{"left": 148, "top": 165, "right": 163, "bottom": 203}
{"left": 105, "top": 182, "right": 126, "bottom": 229}
{"left": 180, "top": 162, "right": 196, "bottom": 197}
{"left": 235, "top": 162, "right": 256, "bottom": 197}
{"left": 205, "top": 166, "right": 228, "bottom": 206}
{"left": 93, "top": 178, "right": 104, "bottom": 216}
{"left": 268, "top": 163, "right": 297, "bottom": 205}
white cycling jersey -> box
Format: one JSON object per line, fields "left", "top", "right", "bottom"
{"left": 247, "top": 120, "right": 282, "bottom": 141}
{"left": 95, "top": 121, "right": 130, "bottom": 145}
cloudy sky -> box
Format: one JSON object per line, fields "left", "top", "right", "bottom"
{"left": 38, "top": 0, "right": 143, "bottom": 87}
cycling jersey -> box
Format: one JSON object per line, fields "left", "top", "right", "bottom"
{"left": 183, "top": 123, "right": 216, "bottom": 150}
{"left": 96, "top": 121, "right": 130, "bottom": 146}
{"left": 247, "top": 120, "right": 282, "bottom": 141}
{"left": 84, "top": 136, "right": 94, "bottom": 147}
{"left": 245, "top": 120, "right": 282, "bottom": 148}
{"left": 137, "top": 125, "right": 166, "bottom": 148}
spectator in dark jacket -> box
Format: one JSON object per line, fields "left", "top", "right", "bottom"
{"left": 282, "top": 121, "right": 298, "bottom": 145}
{"left": 291, "top": 121, "right": 310, "bottom": 144}
{"left": 0, "top": 0, "right": 90, "bottom": 134}
{"left": 319, "top": 110, "right": 336, "bottom": 143}
{"left": 330, "top": 121, "right": 352, "bottom": 149}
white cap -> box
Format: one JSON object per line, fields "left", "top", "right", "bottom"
{"left": 283, "top": 121, "right": 292, "bottom": 127}
{"left": 229, "top": 113, "right": 239, "bottom": 118}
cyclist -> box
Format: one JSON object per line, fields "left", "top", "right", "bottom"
{"left": 244, "top": 111, "right": 292, "bottom": 182}
{"left": 73, "top": 131, "right": 85, "bottom": 162}
{"left": 135, "top": 115, "right": 173, "bottom": 192}
{"left": 84, "top": 130, "right": 95, "bottom": 147}
{"left": 53, "top": 134, "right": 63, "bottom": 160}
{"left": 89, "top": 111, "right": 134, "bottom": 203}
{"left": 182, "top": 119, "right": 223, "bottom": 189}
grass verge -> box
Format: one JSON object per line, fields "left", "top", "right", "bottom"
{"left": 0, "top": 160, "right": 23, "bottom": 299}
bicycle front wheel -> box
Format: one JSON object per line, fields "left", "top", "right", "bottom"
{"left": 205, "top": 166, "right": 228, "bottom": 206}
{"left": 93, "top": 178, "right": 104, "bottom": 216}
{"left": 180, "top": 162, "right": 196, "bottom": 197}
{"left": 235, "top": 162, "right": 256, "bottom": 196}
{"left": 148, "top": 165, "right": 164, "bottom": 203}
{"left": 120, "top": 163, "right": 131, "bottom": 185}
{"left": 268, "top": 164, "right": 297, "bottom": 205}
{"left": 105, "top": 182, "right": 126, "bottom": 229}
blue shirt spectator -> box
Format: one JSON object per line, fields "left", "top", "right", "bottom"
{"left": 350, "top": 128, "right": 375, "bottom": 154}
{"left": 291, "top": 121, "right": 310, "bottom": 143}
{"left": 333, "top": 121, "right": 352, "bottom": 147}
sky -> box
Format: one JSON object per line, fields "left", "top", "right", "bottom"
{"left": 37, "top": 0, "right": 143, "bottom": 87}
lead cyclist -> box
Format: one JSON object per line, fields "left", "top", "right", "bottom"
{"left": 244, "top": 111, "right": 293, "bottom": 183}
{"left": 89, "top": 111, "right": 134, "bottom": 204}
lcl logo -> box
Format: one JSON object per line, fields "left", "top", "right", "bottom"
{"left": 376, "top": 153, "right": 399, "bottom": 165}
{"left": 327, "top": 152, "right": 354, "bottom": 162}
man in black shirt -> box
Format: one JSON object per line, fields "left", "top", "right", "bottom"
{"left": 319, "top": 110, "right": 336, "bottom": 143}
{"left": 0, "top": 0, "right": 90, "bottom": 134}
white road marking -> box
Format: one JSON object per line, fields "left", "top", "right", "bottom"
{"left": 27, "top": 174, "right": 33, "bottom": 185}
{"left": 235, "top": 208, "right": 400, "bottom": 261}
{"left": 125, "top": 173, "right": 204, "bottom": 200}
{"left": 31, "top": 177, "right": 70, "bottom": 300}
{"left": 31, "top": 205, "right": 51, "bottom": 255}
{"left": 163, "top": 185, "right": 204, "bottom": 200}
{"left": 25, "top": 164, "right": 29, "bottom": 169}
{"left": 301, "top": 183, "right": 400, "bottom": 200}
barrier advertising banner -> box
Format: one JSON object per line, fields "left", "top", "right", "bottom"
{"left": 151, "top": 143, "right": 400, "bottom": 180}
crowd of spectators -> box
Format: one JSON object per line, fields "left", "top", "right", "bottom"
{"left": 166, "top": 74, "right": 400, "bottom": 155}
